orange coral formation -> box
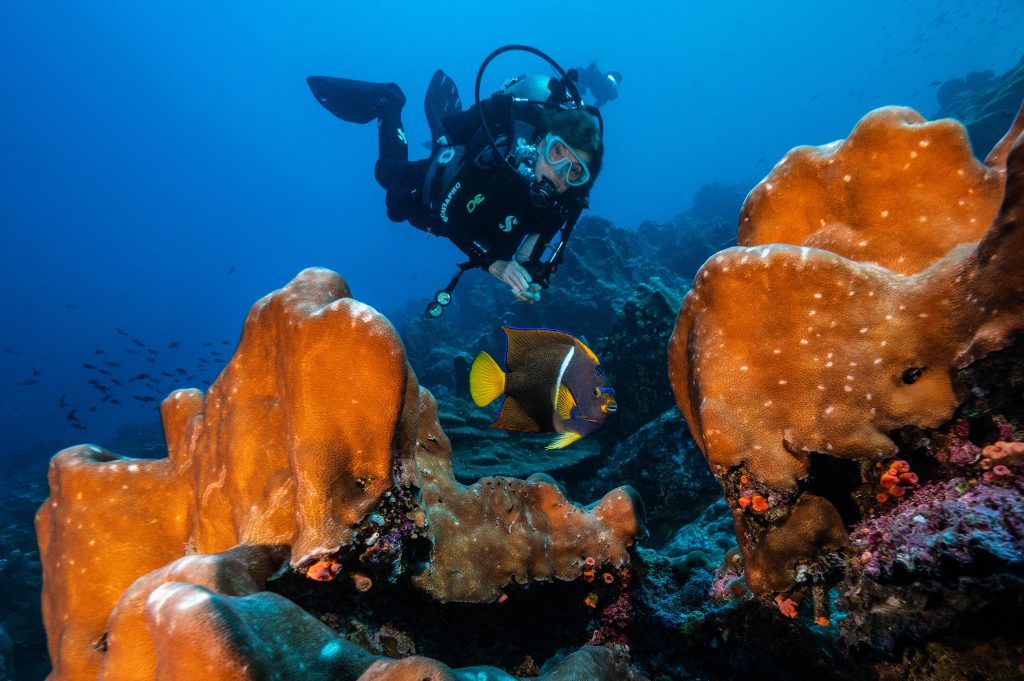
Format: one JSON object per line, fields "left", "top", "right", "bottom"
{"left": 739, "top": 106, "right": 1015, "bottom": 275}
{"left": 668, "top": 103, "right": 1024, "bottom": 594}
{"left": 36, "top": 268, "right": 644, "bottom": 678}
{"left": 875, "top": 459, "right": 918, "bottom": 503}
{"left": 774, "top": 594, "right": 798, "bottom": 619}
{"left": 982, "top": 440, "right": 1024, "bottom": 468}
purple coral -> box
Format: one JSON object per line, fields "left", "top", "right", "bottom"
{"left": 851, "top": 476, "right": 1024, "bottom": 579}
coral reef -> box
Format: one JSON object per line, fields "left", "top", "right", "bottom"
{"left": 936, "top": 54, "right": 1024, "bottom": 160}
{"left": 578, "top": 408, "right": 720, "bottom": 548}
{"left": 35, "top": 268, "right": 645, "bottom": 679}
{"left": 668, "top": 100, "right": 1024, "bottom": 594}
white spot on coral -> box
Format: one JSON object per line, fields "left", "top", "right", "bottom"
{"left": 740, "top": 365, "right": 749, "bottom": 371}
{"left": 860, "top": 327, "right": 869, "bottom": 334}
{"left": 778, "top": 379, "right": 788, "bottom": 385}
{"left": 818, "top": 384, "right": 826, "bottom": 391}
{"left": 809, "top": 310, "right": 817, "bottom": 316}
{"left": 824, "top": 406, "right": 835, "bottom": 414}
{"left": 844, "top": 385, "right": 853, "bottom": 392}
{"left": 814, "top": 292, "right": 823, "bottom": 299}
{"left": 874, "top": 358, "right": 883, "bottom": 364}
{"left": 763, "top": 400, "right": 773, "bottom": 407}
{"left": 881, "top": 210, "right": 890, "bottom": 218}
{"left": 800, "top": 339, "right": 809, "bottom": 345}
{"left": 843, "top": 174, "right": 852, "bottom": 182}
{"left": 857, "top": 240, "right": 868, "bottom": 247}
{"left": 919, "top": 139, "right": 930, "bottom": 147}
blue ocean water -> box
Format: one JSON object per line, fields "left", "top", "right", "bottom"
{"left": 1, "top": 0, "right": 1022, "bottom": 464}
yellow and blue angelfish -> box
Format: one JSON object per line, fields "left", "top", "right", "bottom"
{"left": 469, "top": 326, "right": 617, "bottom": 449}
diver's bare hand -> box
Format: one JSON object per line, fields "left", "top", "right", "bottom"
{"left": 488, "top": 260, "right": 540, "bottom": 302}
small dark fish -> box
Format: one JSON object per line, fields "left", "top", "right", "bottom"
{"left": 176, "top": 368, "right": 187, "bottom": 375}
{"left": 469, "top": 327, "right": 617, "bottom": 449}
{"left": 89, "top": 406, "right": 97, "bottom": 412}
{"left": 32, "top": 367, "right": 41, "bottom": 376}
{"left": 65, "top": 303, "right": 79, "bottom": 310}
{"left": 67, "top": 409, "right": 78, "bottom": 422}
{"left": 17, "top": 378, "right": 39, "bottom": 386}
{"left": 94, "top": 349, "right": 105, "bottom": 355}
{"left": 221, "top": 340, "right": 230, "bottom": 346}
{"left": 104, "top": 360, "right": 120, "bottom": 367}
{"left": 83, "top": 363, "right": 97, "bottom": 370}
{"left": 202, "top": 341, "right": 213, "bottom": 347}
{"left": 101, "top": 394, "right": 112, "bottom": 402}
{"left": 210, "top": 351, "right": 221, "bottom": 356}
{"left": 162, "top": 371, "right": 174, "bottom": 378}
{"left": 214, "top": 359, "right": 225, "bottom": 364}
{"left": 133, "top": 395, "right": 157, "bottom": 403}
{"left": 131, "top": 338, "right": 145, "bottom": 347}
{"left": 71, "top": 423, "right": 87, "bottom": 430}
{"left": 147, "top": 348, "right": 158, "bottom": 356}
{"left": 169, "top": 341, "right": 180, "bottom": 349}
{"left": 111, "top": 378, "right": 124, "bottom": 386}
{"left": 59, "top": 394, "right": 67, "bottom": 409}
{"left": 145, "top": 357, "right": 156, "bottom": 363}
{"left": 927, "top": 80, "right": 941, "bottom": 87}
{"left": 2, "top": 347, "right": 18, "bottom": 355}
{"left": 87, "top": 379, "right": 101, "bottom": 386}
{"left": 134, "top": 373, "right": 151, "bottom": 380}
{"left": 227, "top": 265, "right": 235, "bottom": 274}
{"left": 98, "top": 369, "right": 112, "bottom": 376}
{"left": 116, "top": 328, "right": 128, "bottom": 336}
{"left": 110, "top": 399, "right": 122, "bottom": 405}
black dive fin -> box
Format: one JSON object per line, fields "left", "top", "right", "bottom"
{"left": 306, "top": 76, "right": 406, "bottom": 124}
{"left": 424, "top": 69, "right": 462, "bottom": 147}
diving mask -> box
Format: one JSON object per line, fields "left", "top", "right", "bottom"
{"left": 543, "top": 134, "right": 591, "bottom": 187}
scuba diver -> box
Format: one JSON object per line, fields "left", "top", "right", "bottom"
{"left": 573, "top": 62, "right": 622, "bottom": 108}
{"left": 306, "top": 46, "right": 604, "bottom": 317}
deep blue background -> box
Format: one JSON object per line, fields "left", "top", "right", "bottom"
{"left": 2, "top": 0, "right": 1022, "bottom": 461}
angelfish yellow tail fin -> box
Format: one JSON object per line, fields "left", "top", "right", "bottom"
{"left": 545, "top": 431, "right": 583, "bottom": 450}
{"left": 469, "top": 351, "right": 505, "bottom": 406}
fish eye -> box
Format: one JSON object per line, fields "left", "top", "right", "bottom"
{"left": 593, "top": 387, "right": 600, "bottom": 397}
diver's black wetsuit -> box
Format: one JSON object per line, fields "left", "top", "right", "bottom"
{"left": 373, "top": 95, "right": 569, "bottom": 269}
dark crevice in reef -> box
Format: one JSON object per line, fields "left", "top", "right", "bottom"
{"left": 802, "top": 454, "right": 862, "bottom": 526}
{"left": 270, "top": 572, "right": 596, "bottom": 672}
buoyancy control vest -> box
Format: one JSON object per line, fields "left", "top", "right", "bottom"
{"left": 418, "top": 100, "right": 567, "bottom": 266}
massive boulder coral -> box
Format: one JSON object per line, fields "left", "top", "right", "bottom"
{"left": 36, "top": 268, "right": 644, "bottom": 679}
{"left": 738, "top": 104, "right": 1023, "bottom": 274}
{"left": 668, "top": 104, "right": 1024, "bottom": 594}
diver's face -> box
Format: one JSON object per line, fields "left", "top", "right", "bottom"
{"left": 534, "top": 137, "right": 592, "bottom": 194}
